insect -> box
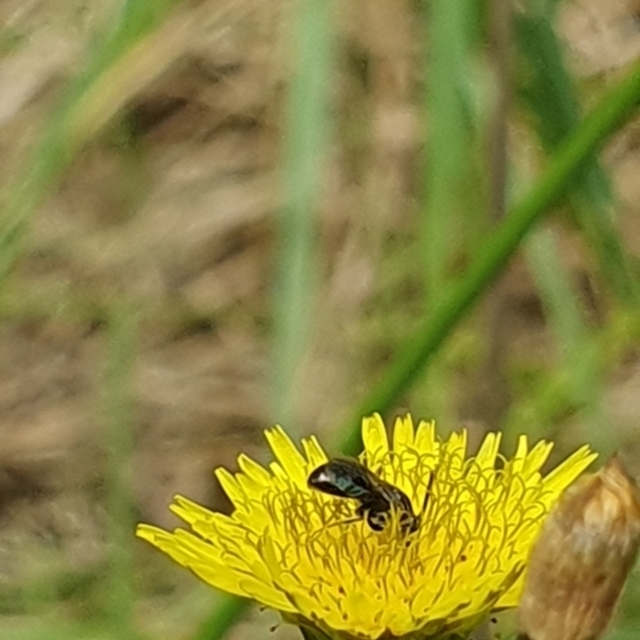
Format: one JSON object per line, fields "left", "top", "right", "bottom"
{"left": 307, "top": 458, "right": 420, "bottom": 534}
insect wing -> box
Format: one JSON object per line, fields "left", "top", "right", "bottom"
{"left": 308, "top": 458, "right": 420, "bottom": 534}
{"left": 308, "top": 458, "right": 379, "bottom": 500}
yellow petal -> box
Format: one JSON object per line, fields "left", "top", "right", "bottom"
{"left": 542, "top": 445, "right": 597, "bottom": 493}
{"left": 362, "top": 412, "right": 389, "bottom": 458}
{"left": 392, "top": 414, "right": 415, "bottom": 451}
{"left": 237, "top": 453, "right": 272, "bottom": 485}
{"left": 523, "top": 440, "right": 553, "bottom": 477}
{"left": 301, "top": 435, "right": 328, "bottom": 470}
{"left": 475, "top": 432, "right": 502, "bottom": 470}
{"left": 264, "top": 425, "right": 307, "bottom": 488}
{"left": 215, "top": 467, "right": 247, "bottom": 509}
{"left": 414, "top": 419, "right": 437, "bottom": 456}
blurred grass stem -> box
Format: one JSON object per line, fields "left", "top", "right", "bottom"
{"left": 423, "top": 0, "right": 473, "bottom": 296}
{"left": 272, "top": 0, "right": 335, "bottom": 427}
{"left": 526, "top": 228, "right": 606, "bottom": 450}
{"left": 103, "top": 304, "right": 138, "bottom": 640}
{"left": 419, "top": 0, "right": 475, "bottom": 428}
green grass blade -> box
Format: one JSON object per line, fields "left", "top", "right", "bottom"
{"left": 526, "top": 228, "right": 588, "bottom": 350}
{"left": 0, "top": 0, "right": 183, "bottom": 283}
{"left": 191, "top": 595, "right": 249, "bottom": 640}
{"left": 515, "top": 11, "right": 638, "bottom": 303}
{"left": 420, "top": 0, "right": 478, "bottom": 426}
{"left": 271, "top": 0, "right": 335, "bottom": 427}
{"left": 525, "top": 227, "right": 606, "bottom": 448}
{"left": 103, "top": 303, "right": 138, "bottom": 640}
{"left": 423, "top": 0, "right": 476, "bottom": 296}
{"left": 516, "top": 12, "right": 586, "bottom": 152}
{"left": 339, "top": 57, "right": 640, "bottom": 454}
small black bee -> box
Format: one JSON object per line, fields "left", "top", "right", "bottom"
{"left": 307, "top": 458, "right": 420, "bottom": 534}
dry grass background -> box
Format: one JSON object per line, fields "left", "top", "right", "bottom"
{"left": 1, "top": 1, "right": 640, "bottom": 639}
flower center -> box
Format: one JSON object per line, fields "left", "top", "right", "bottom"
{"left": 257, "top": 447, "right": 544, "bottom": 614}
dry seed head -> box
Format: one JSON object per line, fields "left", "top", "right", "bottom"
{"left": 518, "top": 455, "right": 640, "bottom": 640}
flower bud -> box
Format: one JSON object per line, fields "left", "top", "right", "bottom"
{"left": 517, "top": 455, "right": 640, "bottom": 640}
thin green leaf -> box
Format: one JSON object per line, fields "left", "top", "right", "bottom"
{"left": 515, "top": 11, "right": 638, "bottom": 304}
{"left": 421, "top": 0, "right": 479, "bottom": 426}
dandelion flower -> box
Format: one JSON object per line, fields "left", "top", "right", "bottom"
{"left": 137, "top": 414, "right": 596, "bottom": 640}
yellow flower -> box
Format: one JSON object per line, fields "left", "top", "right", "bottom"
{"left": 136, "top": 414, "right": 596, "bottom": 640}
